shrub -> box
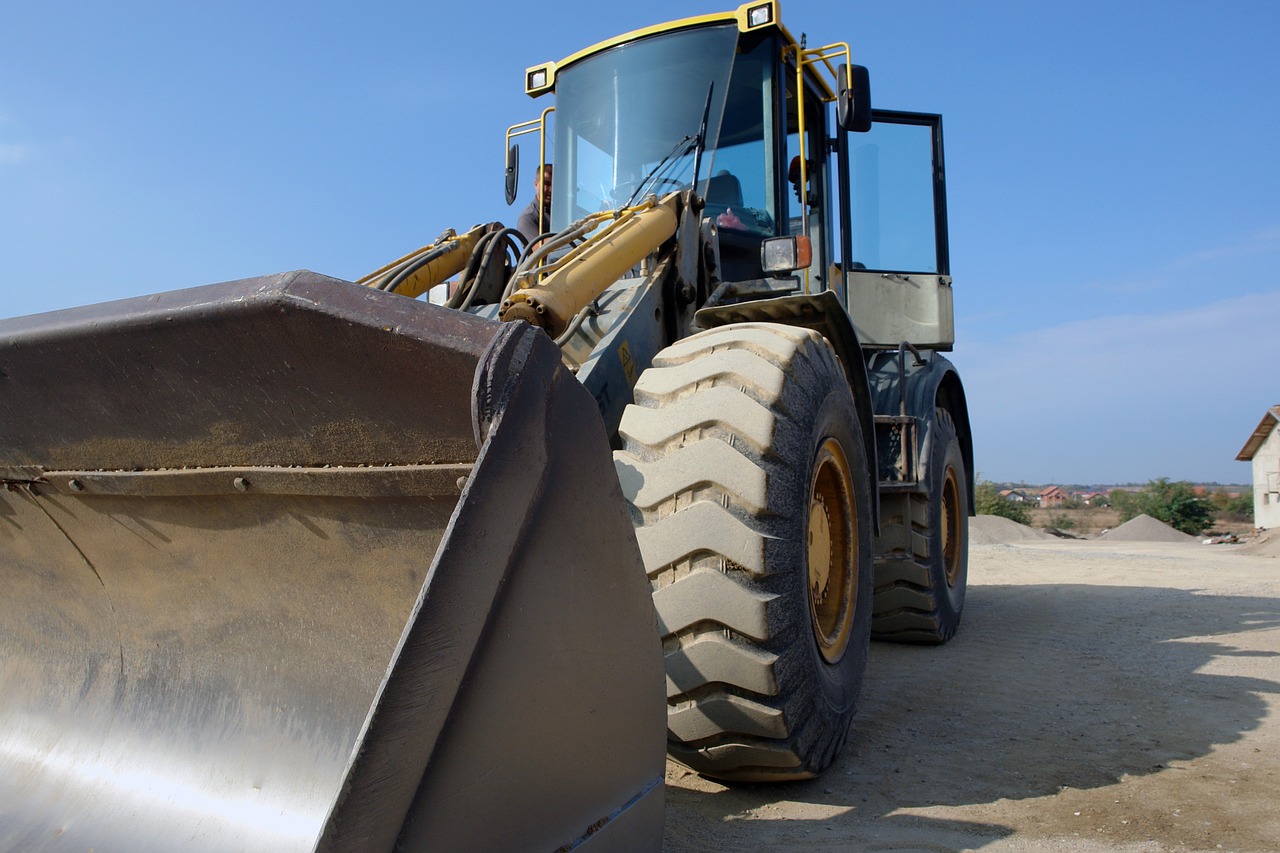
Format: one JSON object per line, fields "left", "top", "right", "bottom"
{"left": 1047, "top": 512, "right": 1076, "bottom": 530}
{"left": 975, "top": 481, "right": 1031, "bottom": 525}
{"left": 1210, "top": 490, "right": 1254, "bottom": 523}
{"left": 1114, "top": 478, "right": 1213, "bottom": 536}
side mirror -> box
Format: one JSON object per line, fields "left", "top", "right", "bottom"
{"left": 837, "top": 64, "right": 872, "bottom": 133}
{"left": 504, "top": 144, "right": 520, "bottom": 206}
{"left": 761, "top": 235, "right": 812, "bottom": 274}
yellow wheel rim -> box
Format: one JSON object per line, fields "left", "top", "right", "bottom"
{"left": 942, "top": 464, "right": 962, "bottom": 587}
{"left": 808, "top": 437, "right": 858, "bottom": 664}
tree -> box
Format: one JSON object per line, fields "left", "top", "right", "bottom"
{"left": 975, "top": 481, "right": 1031, "bottom": 525}
{"left": 1110, "top": 489, "right": 1139, "bottom": 518}
{"left": 1114, "top": 478, "right": 1213, "bottom": 536}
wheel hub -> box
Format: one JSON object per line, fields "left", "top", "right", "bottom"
{"left": 808, "top": 495, "right": 833, "bottom": 604}
{"left": 942, "top": 466, "right": 961, "bottom": 587}
{"left": 807, "top": 437, "right": 857, "bottom": 664}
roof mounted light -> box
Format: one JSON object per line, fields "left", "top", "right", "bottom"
{"left": 525, "top": 63, "right": 555, "bottom": 96}
{"left": 745, "top": 2, "right": 775, "bottom": 28}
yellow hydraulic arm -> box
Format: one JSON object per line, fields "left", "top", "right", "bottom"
{"left": 358, "top": 224, "right": 492, "bottom": 299}
{"left": 356, "top": 194, "right": 679, "bottom": 346}
{"left": 499, "top": 195, "right": 679, "bottom": 339}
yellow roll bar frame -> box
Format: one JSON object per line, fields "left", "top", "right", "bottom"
{"left": 505, "top": 106, "right": 555, "bottom": 237}
{"left": 792, "top": 40, "right": 854, "bottom": 293}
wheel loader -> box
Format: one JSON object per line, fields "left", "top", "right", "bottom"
{"left": 0, "top": 2, "right": 973, "bottom": 850}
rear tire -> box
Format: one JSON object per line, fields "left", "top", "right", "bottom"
{"left": 614, "top": 323, "right": 873, "bottom": 781}
{"left": 871, "top": 408, "right": 968, "bottom": 643}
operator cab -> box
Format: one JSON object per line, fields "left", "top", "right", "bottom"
{"left": 514, "top": 0, "right": 952, "bottom": 349}
{"left": 522, "top": 5, "right": 791, "bottom": 282}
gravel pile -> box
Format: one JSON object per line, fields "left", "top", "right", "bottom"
{"left": 971, "top": 514, "right": 1055, "bottom": 545}
{"left": 1096, "top": 513, "right": 1195, "bottom": 543}
{"left": 1239, "top": 528, "right": 1280, "bottom": 557}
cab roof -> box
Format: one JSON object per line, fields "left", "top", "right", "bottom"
{"left": 523, "top": 1, "right": 836, "bottom": 101}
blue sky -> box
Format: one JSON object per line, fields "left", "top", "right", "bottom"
{"left": 2, "top": 1, "right": 1277, "bottom": 485}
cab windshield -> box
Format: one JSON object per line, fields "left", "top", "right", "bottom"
{"left": 550, "top": 25, "right": 739, "bottom": 230}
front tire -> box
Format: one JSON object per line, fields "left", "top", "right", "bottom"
{"left": 614, "top": 323, "right": 873, "bottom": 781}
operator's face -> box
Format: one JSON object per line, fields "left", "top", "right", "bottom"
{"left": 538, "top": 167, "right": 553, "bottom": 207}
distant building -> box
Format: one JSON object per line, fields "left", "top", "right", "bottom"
{"left": 1000, "top": 489, "right": 1029, "bottom": 503}
{"left": 1236, "top": 404, "right": 1280, "bottom": 529}
{"left": 1039, "top": 486, "right": 1069, "bottom": 507}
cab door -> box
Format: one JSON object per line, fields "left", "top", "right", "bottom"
{"left": 835, "top": 110, "right": 954, "bottom": 350}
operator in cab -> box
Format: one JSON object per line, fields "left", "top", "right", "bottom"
{"left": 517, "top": 164, "right": 553, "bottom": 244}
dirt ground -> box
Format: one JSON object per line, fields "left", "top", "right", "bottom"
{"left": 662, "top": 531, "right": 1280, "bottom": 852}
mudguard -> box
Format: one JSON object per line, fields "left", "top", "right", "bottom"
{"left": 865, "top": 348, "right": 973, "bottom": 505}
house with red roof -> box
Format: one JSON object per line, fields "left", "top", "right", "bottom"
{"left": 1039, "top": 486, "right": 1069, "bottom": 507}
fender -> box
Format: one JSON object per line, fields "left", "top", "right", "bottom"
{"left": 866, "top": 348, "right": 974, "bottom": 508}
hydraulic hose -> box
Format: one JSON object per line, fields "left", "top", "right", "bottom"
{"left": 383, "top": 243, "right": 458, "bottom": 294}
{"left": 453, "top": 228, "right": 525, "bottom": 312}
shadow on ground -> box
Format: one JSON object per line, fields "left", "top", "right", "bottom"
{"left": 663, "top": 571, "right": 1280, "bottom": 851}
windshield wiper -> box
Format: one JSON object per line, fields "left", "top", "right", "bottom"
{"left": 622, "top": 83, "right": 716, "bottom": 209}
{"left": 623, "top": 134, "right": 697, "bottom": 209}
{"left": 691, "top": 82, "right": 714, "bottom": 193}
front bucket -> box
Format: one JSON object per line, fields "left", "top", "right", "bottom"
{"left": 0, "top": 272, "right": 664, "bottom": 851}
